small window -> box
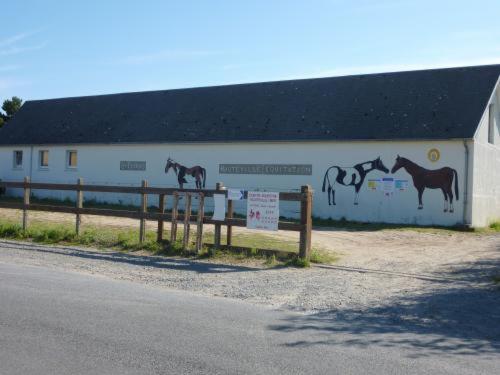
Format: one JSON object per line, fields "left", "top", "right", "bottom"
{"left": 488, "top": 104, "right": 494, "bottom": 144}
{"left": 13, "top": 150, "right": 23, "bottom": 169}
{"left": 67, "top": 150, "right": 77, "bottom": 168}
{"left": 39, "top": 150, "right": 49, "bottom": 168}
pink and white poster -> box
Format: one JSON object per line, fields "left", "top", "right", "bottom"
{"left": 246, "top": 192, "right": 279, "bottom": 231}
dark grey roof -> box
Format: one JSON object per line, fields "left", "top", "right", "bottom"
{"left": 1, "top": 64, "right": 499, "bottom": 145}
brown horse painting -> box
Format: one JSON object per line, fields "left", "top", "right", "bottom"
{"left": 391, "top": 155, "right": 459, "bottom": 212}
{"left": 165, "top": 158, "right": 206, "bottom": 189}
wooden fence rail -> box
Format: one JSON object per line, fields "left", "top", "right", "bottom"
{"left": 0, "top": 179, "right": 313, "bottom": 259}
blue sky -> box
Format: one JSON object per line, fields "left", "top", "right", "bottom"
{"left": 1, "top": 0, "right": 499, "bottom": 101}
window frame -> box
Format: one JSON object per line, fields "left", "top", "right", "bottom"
{"left": 12, "top": 150, "right": 23, "bottom": 169}
{"left": 66, "top": 150, "right": 78, "bottom": 169}
{"left": 39, "top": 150, "right": 49, "bottom": 169}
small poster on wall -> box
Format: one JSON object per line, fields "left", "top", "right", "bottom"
{"left": 395, "top": 180, "right": 409, "bottom": 191}
{"left": 246, "top": 192, "right": 279, "bottom": 231}
{"left": 367, "top": 179, "right": 380, "bottom": 191}
{"left": 382, "top": 177, "right": 395, "bottom": 194}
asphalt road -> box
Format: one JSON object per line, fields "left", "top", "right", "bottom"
{"left": 1, "top": 261, "right": 498, "bottom": 374}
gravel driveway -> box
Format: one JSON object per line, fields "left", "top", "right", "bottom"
{"left": 0, "top": 230, "right": 498, "bottom": 312}
{"left": 1, "top": 210, "right": 500, "bottom": 356}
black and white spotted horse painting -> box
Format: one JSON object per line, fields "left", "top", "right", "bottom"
{"left": 322, "top": 157, "right": 389, "bottom": 205}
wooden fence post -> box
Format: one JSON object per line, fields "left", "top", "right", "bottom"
{"left": 195, "top": 193, "right": 205, "bottom": 253}
{"left": 299, "top": 185, "right": 312, "bottom": 260}
{"left": 170, "top": 192, "right": 179, "bottom": 244}
{"left": 22, "top": 176, "right": 30, "bottom": 231}
{"left": 139, "top": 180, "right": 148, "bottom": 243}
{"left": 75, "top": 178, "right": 83, "bottom": 235}
{"left": 213, "top": 182, "right": 224, "bottom": 253}
{"left": 227, "top": 198, "right": 233, "bottom": 247}
{"left": 157, "top": 194, "right": 165, "bottom": 242}
{"left": 182, "top": 193, "right": 192, "bottom": 251}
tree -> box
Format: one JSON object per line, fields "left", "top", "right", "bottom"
{"left": 2, "top": 96, "right": 23, "bottom": 117}
{"left": 0, "top": 96, "right": 23, "bottom": 127}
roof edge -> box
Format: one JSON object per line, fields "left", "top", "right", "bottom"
{"left": 0, "top": 137, "right": 475, "bottom": 148}
{"left": 24, "top": 63, "right": 500, "bottom": 103}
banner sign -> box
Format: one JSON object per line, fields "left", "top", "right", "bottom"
{"left": 219, "top": 164, "right": 312, "bottom": 176}
{"left": 246, "top": 191, "right": 279, "bottom": 231}
{"left": 120, "top": 161, "right": 146, "bottom": 171}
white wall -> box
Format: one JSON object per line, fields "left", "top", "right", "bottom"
{"left": 0, "top": 140, "right": 471, "bottom": 226}
{"left": 471, "top": 82, "right": 500, "bottom": 226}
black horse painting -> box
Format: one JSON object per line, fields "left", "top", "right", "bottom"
{"left": 391, "top": 155, "right": 459, "bottom": 212}
{"left": 165, "top": 157, "right": 206, "bottom": 189}
{"left": 322, "top": 157, "right": 389, "bottom": 205}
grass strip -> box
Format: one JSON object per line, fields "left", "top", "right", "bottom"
{"left": 0, "top": 217, "right": 336, "bottom": 267}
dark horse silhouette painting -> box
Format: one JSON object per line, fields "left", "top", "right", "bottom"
{"left": 322, "top": 157, "right": 389, "bottom": 205}
{"left": 391, "top": 155, "right": 459, "bottom": 212}
{"left": 165, "top": 157, "right": 206, "bottom": 189}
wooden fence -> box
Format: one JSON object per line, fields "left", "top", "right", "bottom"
{"left": 0, "top": 178, "right": 313, "bottom": 259}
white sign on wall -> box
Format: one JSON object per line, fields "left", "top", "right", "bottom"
{"left": 246, "top": 191, "right": 279, "bottom": 231}
{"left": 382, "top": 177, "right": 395, "bottom": 194}
{"left": 227, "top": 189, "right": 245, "bottom": 201}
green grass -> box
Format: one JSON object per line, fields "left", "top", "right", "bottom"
{"left": 264, "top": 254, "right": 277, "bottom": 266}
{"left": 0, "top": 219, "right": 162, "bottom": 252}
{"left": 310, "top": 249, "right": 339, "bottom": 264}
{"left": 224, "top": 233, "right": 301, "bottom": 253}
{"left": 0, "top": 217, "right": 336, "bottom": 266}
{"left": 285, "top": 257, "right": 311, "bottom": 268}
{"left": 282, "top": 249, "right": 337, "bottom": 268}
{"left": 489, "top": 221, "right": 500, "bottom": 232}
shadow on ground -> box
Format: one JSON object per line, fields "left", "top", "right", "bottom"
{"left": 0, "top": 240, "right": 258, "bottom": 274}
{"left": 270, "top": 255, "right": 500, "bottom": 358}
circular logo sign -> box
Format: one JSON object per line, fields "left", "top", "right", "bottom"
{"left": 427, "top": 148, "right": 440, "bottom": 162}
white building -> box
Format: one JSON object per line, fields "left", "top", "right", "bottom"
{"left": 1, "top": 65, "right": 499, "bottom": 227}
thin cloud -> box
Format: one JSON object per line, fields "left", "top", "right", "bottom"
{"left": 111, "top": 49, "right": 222, "bottom": 65}
{"left": 0, "top": 29, "right": 44, "bottom": 48}
{"left": 0, "top": 41, "right": 47, "bottom": 57}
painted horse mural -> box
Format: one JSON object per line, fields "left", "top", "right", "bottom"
{"left": 165, "top": 157, "right": 206, "bottom": 189}
{"left": 391, "top": 155, "right": 459, "bottom": 212}
{"left": 322, "top": 157, "right": 389, "bottom": 205}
